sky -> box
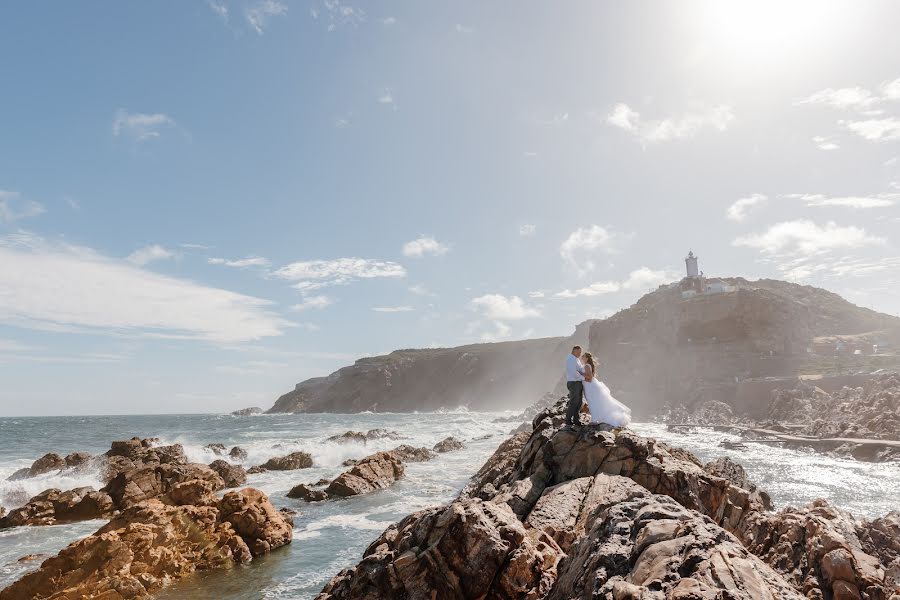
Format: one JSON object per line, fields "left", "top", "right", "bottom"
{"left": 1, "top": 1, "right": 900, "bottom": 416}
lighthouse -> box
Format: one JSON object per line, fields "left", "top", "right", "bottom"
{"left": 685, "top": 250, "right": 699, "bottom": 279}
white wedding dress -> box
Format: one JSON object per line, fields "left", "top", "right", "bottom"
{"left": 583, "top": 365, "right": 631, "bottom": 427}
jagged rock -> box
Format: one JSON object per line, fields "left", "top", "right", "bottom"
{"left": 319, "top": 397, "right": 899, "bottom": 599}
{"left": 0, "top": 488, "right": 290, "bottom": 600}
{"left": 209, "top": 459, "right": 248, "bottom": 488}
{"left": 64, "top": 451, "right": 92, "bottom": 469}
{"left": 169, "top": 479, "right": 217, "bottom": 506}
{"left": 287, "top": 483, "right": 328, "bottom": 502}
{"left": 102, "top": 462, "right": 225, "bottom": 509}
{"left": 99, "top": 438, "right": 188, "bottom": 483}
{"left": 737, "top": 499, "right": 895, "bottom": 599}
{"left": 317, "top": 498, "right": 561, "bottom": 600}
{"left": 205, "top": 443, "right": 227, "bottom": 456}
{"left": 0, "top": 506, "right": 4, "bottom": 519}
{"left": 258, "top": 451, "right": 313, "bottom": 471}
{"left": 0, "top": 487, "right": 114, "bottom": 528}
{"left": 229, "top": 446, "right": 248, "bottom": 461}
{"left": 432, "top": 436, "right": 465, "bottom": 453}
{"left": 247, "top": 466, "right": 268, "bottom": 474}
{"left": 704, "top": 456, "right": 772, "bottom": 510}
{"left": 326, "top": 431, "right": 368, "bottom": 444}
{"left": 325, "top": 452, "right": 404, "bottom": 498}
{"left": 219, "top": 488, "right": 293, "bottom": 556}
{"left": 390, "top": 444, "right": 436, "bottom": 462}
{"left": 366, "top": 429, "right": 402, "bottom": 440}
{"left": 7, "top": 453, "right": 66, "bottom": 480}
{"left": 232, "top": 406, "right": 263, "bottom": 416}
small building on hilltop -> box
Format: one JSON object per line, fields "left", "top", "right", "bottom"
{"left": 679, "top": 250, "right": 736, "bottom": 298}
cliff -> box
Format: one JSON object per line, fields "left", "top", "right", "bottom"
{"left": 269, "top": 321, "right": 593, "bottom": 413}
{"left": 588, "top": 278, "right": 900, "bottom": 418}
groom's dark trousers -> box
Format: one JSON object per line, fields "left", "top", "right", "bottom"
{"left": 566, "top": 381, "right": 583, "bottom": 426}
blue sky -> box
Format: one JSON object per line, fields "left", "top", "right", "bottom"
{"left": 2, "top": 1, "right": 900, "bottom": 415}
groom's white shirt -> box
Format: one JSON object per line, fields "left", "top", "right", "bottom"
{"left": 566, "top": 354, "right": 585, "bottom": 382}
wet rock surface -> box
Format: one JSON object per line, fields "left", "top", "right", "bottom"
{"left": 432, "top": 436, "right": 465, "bottom": 453}
{"left": 256, "top": 451, "right": 314, "bottom": 471}
{"left": 0, "top": 488, "right": 291, "bottom": 600}
{"left": 317, "top": 398, "right": 900, "bottom": 599}
{"left": 325, "top": 451, "right": 404, "bottom": 498}
{"left": 209, "top": 459, "right": 248, "bottom": 488}
{"left": 0, "top": 487, "right": 115, "bottom": 528}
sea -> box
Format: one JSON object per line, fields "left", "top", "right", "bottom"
{"left": 1, "top": 412, "right": 898, "bottom": 599}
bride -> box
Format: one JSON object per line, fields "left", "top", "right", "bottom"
{"left": 582, "top": 353, "right": 631, "bottom": 428}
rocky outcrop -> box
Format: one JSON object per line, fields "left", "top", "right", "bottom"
{"left": 389, "top": 445, "right": 435, "bottom": 462}
{"left": 254, "top": 451, "right": 313, "bottom": 471}
{"left": 326, "top": 429, "right": 404, "bottom": 444}
{"left": 858, "top": 512, "right": 900, "bottom": 588}
{"left": 318, "top": 398, "right": 899, "bottom": 599}
{"left": 0, "top": 487, "right": 114, "bottom": 528}
{"left": 209, "top": 459, "right": 248, "bottom": 488}
{"left": 231, "top": 406, "right": 263, "bottom": 416}
{"left": 326, "top": 452, "right": 404, "bottom": 498}
{"left": 432, "top": 436, "right": 465, "bottom": 453}
{"left": 704, "top": 457, "right": 772, "bottom": 510}
{"left": 100, "top": 437, "right": 188, "bottom": 483}
{"left": 102, "top": 462, "right": 225, "bottom": 509}
{"left": 0, "top": 488, "right": 291, "bottom": 600}
{"left": 229, "top": 446, "right": 249, "bottom": 461}
{"left": 7, "top": 452, "right": 84, "bottom": 481}
{"left": 287, "top": 483, "right": 329, "bottom": 502}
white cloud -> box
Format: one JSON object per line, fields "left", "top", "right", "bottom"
{"left": 372, "top": 306, "right": 414, "bottom": 313}
{"left": 273, "top": 258, "right": 406, "bottom": 285}
{"left": 112, "top": 109, "right": 176, "bottom": 142}
{"left": 208, "top": 256, "right": 270, "bottom": 268}
{"left": 0, "top": 190, "right": 45, "bottom": 223}
{"left": 796, "top": 87, "right": 879, "bottom": 110}
{"left": 0, "top": 233, "right": 288, "bottom": 343}
{"left": 812, "top": 136, "right": 840, "bottom": 150}
{"left": 621, "top": 267, "right": 676, "bottom": 291}
{"left": 246, "top": 0, "right": 287, "bottom": 34}
{"left": 727, "top": 194, "right": 767, "bottom": 222}
{"left": 477, "top": 321, "right": 511, "bottom": 342}
{"left": 555, "top": 281, "right": 620, "bottom": 299}
{"left": 528, "top": 291, "right": 545, "bottom": 299}
{"left": 402, "top": 236, "right": 449, "bottom": 258}
{"left": 882, "top": 77, "right": 900, "bottom": 100}
{"left": 290, "top": 295, "right": 334, "bottom": 311}
{"left": 311, "top": 0, "right": 365, "bottom": 30}
{"left": 127, "top": 244, "right": 176, "bottom": 266}
{"left": 470, "top": 294, "right": 540, "bottom": 321}
{"left": 733, "top": 220, "right": 885, "bottom": 256}
{"left": 560, "top": 225, "right": 631, "bottom": 273}
{"left": 408, "top": 284, "right": 434, "bottom": 296}
{"left": 519, "top": 224, "right": 536, "bottom": 236}
{"left": 841, "top": 118, "right": 900, "bottom": 142}
{"left": 381, "top": 16, "right": 396, "bottom": 25}
{"left": 607, "top": 103, "right": 734, "bottom": 143}
{"left": 786, "top": 193, "right": 898, "bottom": 209}
{"left": 207, "top": 0, "right": 229, "bottom": 22}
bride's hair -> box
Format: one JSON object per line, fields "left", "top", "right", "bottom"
{"left": 583, "top": 352, "right": 597, "bottom": 374}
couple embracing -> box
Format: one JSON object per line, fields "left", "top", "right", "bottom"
{"left": 565, "top": 345, "right": 631, "bottom": 428}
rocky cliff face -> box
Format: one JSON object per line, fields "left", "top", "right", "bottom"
{"left": 269, "top": 326, "right": 593, "bottom": 413}
{"left": 588, "top": 278, "right": 900, "bottom": 418}
{"left": 316, "top": 399, "right": 898, "bottom": 599}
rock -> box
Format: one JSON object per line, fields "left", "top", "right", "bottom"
{"left": 857, "top": 511, "right": 900, "bottom": 582}
{"left": 205, "top": 443, "right": 227, "bottom": 456}
{"left": 258, "top": 451, "right": 313, "bottom": 471}
{"left": 209, "top": 459, "right": 248, "bottom": 488}
{"left": 102, "top": 462, "right": 225, "bottom": 509}
{"left": 99, "top": 438, "right": 188, "bottom": 483}
{"left": 326, "top": 431, "right": 368, "bottom": 444}
{"left": 7, "top": 453, "right": 66, "bottom": 480}
{"left": 325, "top": 451, "right": 404, "bottom": 498}
{"left": 0, "top": 487, "right": 114, "bottom": 528}
{"left": 341, "top": 458, "right": 358, "bottom": 467}
{"left": 389, "top": 444, "right": 436, "bottom": 462}
{"left": 0, "top": 488, "right": 290, "bottom": 600}
{"left": 316, "top": 499, "right": 561, "bottom": 600}
{"left": 365, "top": 429, "right": 402, "bottom": 440}
{"left": 63, "top": 451, "right": 92, "bottom": 469}
{"left": 704, "top": 456, "right": 772, "bottom": 509}
{"left": 460, "top": 431, "right": 531, "bottom": 500}
{"left": 219, "top": 488, "right": 293, "bottom": 556}
{"left": 232, "top": 406, "right": 263, "bottom": 416}
{"left": 247, "top": 466, "right": 268, "bottom": 474}
{"left": 229, "top": 446, "right": 248, "bottom": 461}
{"left": 432, "top": 436, "right": 465, "bottom": 453}
{"left": 287, "top": 483, "right": 328, "bottom": 502}
{"left": 169, "top": 479, "right": 217, "bottom": 506}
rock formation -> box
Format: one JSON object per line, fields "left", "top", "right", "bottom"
{"left": 0, "top": 487, "right": 114, "bottom": 528}
{"left": 432, "top": 436, "right": 465, "bottom": 453}
{"left": 229, "top": 446, "right": 248, "bottom": 461}
{"left": 209, "top": 459, "right": 248, "bottom": 488}
{"left": 252, "top": 451, "right": 313, "bottom": 472}
{"left": 326, "top": 451, "right": 404, "bottom": 498}
{"left": 389, "top": 445, "right": 435, "bottom": 462}
{"left": 102, "top": 462, "right": 225, "bottom": 509}
{"left": 0, "top": 488, "right": 291, "bottom": 600}
{"left": 317, "top": 398, "right": 898, "bottom": 599}
{"left": 231, "top": 406, "right": 263, "bottom": 416}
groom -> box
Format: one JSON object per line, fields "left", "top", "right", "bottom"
{"left": 565, "top": 345, "right": 585, "bottom": 427}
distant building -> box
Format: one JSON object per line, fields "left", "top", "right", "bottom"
{"left": 685, "top": 251, "right": 699, "bottom": 278}
{"left": 679, "top": 250, "right": 735, "bottom": 298}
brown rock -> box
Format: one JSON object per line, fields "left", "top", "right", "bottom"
{"left": 326, "top": 431, "right": 368, "bottom": 444}
{"left": 8, "top": 453, "right": 66, "bottom": 480}
{"left": 0, "top": 488, "right": 290, "bottom": 600}
{"left": 205, "top": 442, "right": 227, "bottom": 456}
{"left": 325, "top": 451, "right": 404, "bottom": 498}
{"left": 258, "top": 451, "right": 313, "bottom": 471}
{"left": 102, "top": 462, "right": 225, "bottom": 509}
{"left": 229, "top": 446, "right": 248, "bottom": 461}
{"left": 219, "top": 488, "right": 293, "bottom": 556}
{"left": 287, "top": 483, "right": 328, "bottom": 502}
{"left": 432, "top": 436, "right": 465, "bottom": 453}
{"left": 168, "top": 479, "right": 217, "bottom": 506}
{"left": 0, "top": 487, "right": 114, "bottom": 528}
{"left": 209, "top": 459, "right": 248, "bottom": 488}
{"left": 389, "top": 444, "right": 436, "bottom": 462}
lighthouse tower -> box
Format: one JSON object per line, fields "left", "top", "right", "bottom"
{"left": 685, "top": 250, "right": 699, "bottom": 278}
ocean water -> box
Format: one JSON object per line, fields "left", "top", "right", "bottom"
{"left": 0, "top": 414, "right": 897, "bottom": 599}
